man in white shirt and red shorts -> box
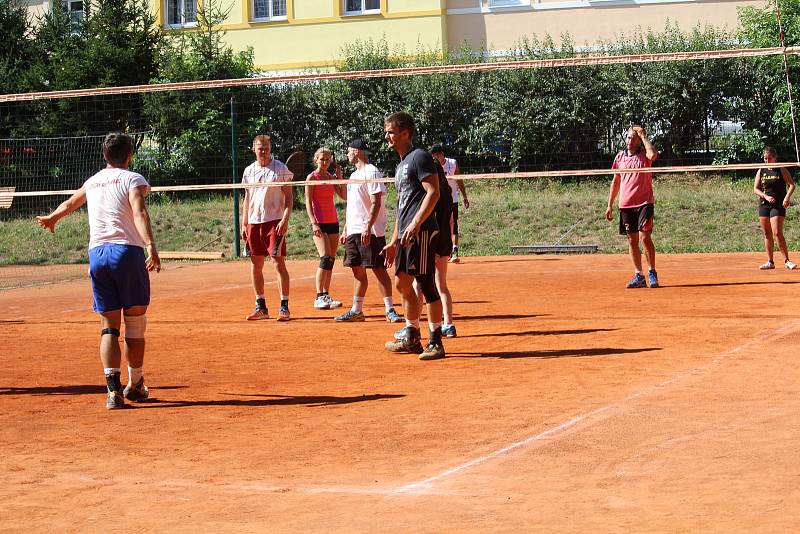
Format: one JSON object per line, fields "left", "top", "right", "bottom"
{"left": 37, "top": 132, "right": 161, "bottom": 410}
{"left": 242, "top": 134, "right": 294, "bottom": 321}
{"left": 605, "top": 125, "right": 660, "bottom": 288}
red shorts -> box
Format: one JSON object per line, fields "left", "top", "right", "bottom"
{"left": 247, "top": 221, "right": 286, "bottom": 257}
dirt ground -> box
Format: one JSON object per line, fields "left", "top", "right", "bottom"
{"left": 1, "top": 253, "right": 800, "bottom": 533}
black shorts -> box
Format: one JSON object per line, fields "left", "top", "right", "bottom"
{"left": 619, "top": 204, "right": 655, "bottom": 235}
{"left": 435, "top": 227, "right": 453, "bottom": 257}
{"left": 314, "top": 222, "right": 340, "bottom": 235}
{"left": 759, "top": 204, "right": 786, "bottom": 218}
{"left": 452, "top": 203, "right": 459, "bottom": 236}
{"left": 343, "top": 234, "right": 386, "bottom": 268}
{"left": 395, "top": 229, "right": 437, "bottom": 276}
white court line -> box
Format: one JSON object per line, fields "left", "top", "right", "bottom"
{"left": 394, "top": 319, "right": 800, "bottom": 495}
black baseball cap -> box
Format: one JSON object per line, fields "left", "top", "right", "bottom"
{"left": 348, "top": 138, "right": 372, "bottom": 155}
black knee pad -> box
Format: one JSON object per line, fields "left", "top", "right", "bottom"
{"left": 319, "top": 255, "right": 335, "bottom": 271}
{"left": 101, "top": 327, "right": 120, "bottom": 337}
{"left": 416, "top": 274, "right": 440, "bottom": 303}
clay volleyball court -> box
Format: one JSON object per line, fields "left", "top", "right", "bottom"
{"left": 2, "top": 253, "right": 800, "bottom": 532}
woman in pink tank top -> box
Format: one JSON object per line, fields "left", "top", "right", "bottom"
{"left": 305, "top": 148, "right": 347, "bottom": 310}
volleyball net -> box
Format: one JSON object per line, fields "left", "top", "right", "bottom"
{"left": 1, "top": 42, "right": 799, "bottom": 288}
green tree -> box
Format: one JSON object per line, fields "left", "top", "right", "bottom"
{"left": 736, "top": 0, "right": 800, "bottom": 155}
{"left": 144, "top": 0, "right": 255, "bottom": 185}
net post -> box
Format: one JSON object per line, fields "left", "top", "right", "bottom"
{"left": 231, "top": 96, "right": 241, "bottom": 258}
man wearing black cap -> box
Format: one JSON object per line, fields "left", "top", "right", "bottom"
{"left": 334, "top": 138, "right": 403, "bottom": 323}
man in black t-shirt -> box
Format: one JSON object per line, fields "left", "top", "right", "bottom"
{"left": 382, "top": 112, "right": 446, "bottom": 361}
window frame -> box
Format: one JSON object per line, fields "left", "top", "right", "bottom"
{"left": 487, "top": 0, "right": 530, "bottom": 8}
{"left": 343, "top": 0, "right": 381, "bottom": 16}
{"left": 164, "top": 0, "right": 198, "bottom": 29}
{"left": 62, "top": 0, "right": 85, "bottom": 24}
{"left": 252, "top": 0, "right": 288, "bottom": 22}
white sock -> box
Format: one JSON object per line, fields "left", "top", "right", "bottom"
{"left": 280, "top": 295, "right": 289, "bottom": 301}
{"left": 352, "top": 296, "right": 364, "bottom": 314}
{"left": 429, "top": 321, "right": 442, "bottom": 333}
{"left": 406, "top": 318, "right": 421, "bottom": 329}
{"left": 383, "top": 296, "right": 394, "bottom": 312}
{"left": 128, "top": 366, "right": 143, "bottom": 384}
{"left": 104, "top": 367, "right": 120, "bottom": 376}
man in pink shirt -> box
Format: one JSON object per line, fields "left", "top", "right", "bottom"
{"left": 605, "top": 125, "right": 659, "bottom": 288}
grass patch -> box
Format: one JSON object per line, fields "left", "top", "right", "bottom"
{"left": 2, "top": 175, "right": 796, "bottom": 267}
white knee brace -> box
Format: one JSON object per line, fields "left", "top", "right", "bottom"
{"left": 124, "top": 314, "right": 147, "bottom": 339}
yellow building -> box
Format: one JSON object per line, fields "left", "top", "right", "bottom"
{"left": 28, "top": 0, "right": 765, "bottom": 72}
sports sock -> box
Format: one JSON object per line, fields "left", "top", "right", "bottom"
{"left": 316, "top": 292, "right": 324, "bottom": 298}
{"left": 255, "top": 296, "right": 266, "bottom": 309}
{"left": 452, "top": 246, "right": 458, "bottom": 254}
{"left": 406, "top": 318, "right": 421, "bottom": 330}
{"left": 280, "top": 298, "right": 289, "bottom": 309}
{"left": 128, "top": 366, "right": 143, "bottom": 385}
{"left": 429, "top": 320, "right": 442, "bottom": 334}
{"left": 383, "top": 296, "right": 394, "bottom": 312}
{"left": 352, "top": 296, "right": 364, "bottom": 314}
{"left": 104, "top": 368, "right": 121, "bottom": 392}
{"left": 429, "top": 326, "right": 443, "bottom": 345}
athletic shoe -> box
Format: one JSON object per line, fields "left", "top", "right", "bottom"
{"left": 786, "top": 260, "right": 797, "bottom": 270}
{"left": 277, "top": 306, "right": 291, "bottom": 321}
{"left": 123, "top": 378, "right": 149, "bottom": 402}
{"left": 324, "top": 295, "right": 343, "bottom": 308}
{"left": 626, "top": 273, "right": 647, "bottom": 288}
{"left": 441, "top": 324, "right": 457, "bottom": 337}
{"left": 647, "top": 270, "right": 659, "bottom": 289}
{"left": 393, "top": 325, "right": 410, "bottom": 340}
{"left": 246, "top": 307, "right": 269, "bottom": 320}
{"left": 385, "top": 308, "right": 403, "bottom": 323}
{"left": 106, "top": 390, "right": 124, "bottom": 410}
{"left": 419, "top": 341, "right": 446, "bottom": 361}
{"left": 449, "top": 250, "right": 460, "bottom": 264}
{"left": 759, "top": 261, "right": 775, "bottom": 270}
{"left": 335, "top": 309, "right": 365, "bottom": 322}
{"left": 385, "top": 327, "right": 423, "bottom": 354}
{"left": 313, "top": 296, "right": 331, "bottom": 309}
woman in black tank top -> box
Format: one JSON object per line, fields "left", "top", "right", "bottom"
{"left": 754, "top": 147, "right": 796, "bottom": 270}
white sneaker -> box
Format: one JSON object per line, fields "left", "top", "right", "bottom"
{"left": 324, "top": 294, "right": 343, "bottom": 308}
{"left": 313, "top": 296, "right": 331, "bottom": 309}
{"left": 786, "top": 260, "right": 797, "bottom": 270}
{"left": 759, "top": 261, "right": 775, "bottom": 270}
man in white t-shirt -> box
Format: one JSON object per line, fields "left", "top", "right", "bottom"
{"left": 37, "top": 132, "right": 160, "bottom": 410}
{"left": 242, "top": 134, "right": 294, "bottom": 321}
{"left": 334, "top": 138, "right": 402, "bottom": 323}
{"left": 431, "top": 145, "right": 469, "bottom": 263}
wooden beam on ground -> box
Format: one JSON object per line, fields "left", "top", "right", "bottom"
{"left": 159, "top": 251, "right": 225, "bottom": 260}
{"left": 511, "top": 245, "right": 599, "bottom": 254}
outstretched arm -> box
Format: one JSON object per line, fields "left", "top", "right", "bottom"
{"left": 36, "top": 186, "right": 87, "bottom": 233}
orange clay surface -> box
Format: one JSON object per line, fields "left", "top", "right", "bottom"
{"left": 2, "top": 253, "right": 800, "bottom": 533}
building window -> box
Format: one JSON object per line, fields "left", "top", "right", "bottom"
{"left": 165, "top": 0, "right": 197, "bottom": 27}
{"left": 488, "top": 0, "right": 529, "bottom": 7}
{"left": 62, "top": 0, "right": 84, "bottom": 23}
{"left": 253, "top": 0, "right": 287, "bottom": 20}
{"left": 344, "top": 0, "right": 380, "bottom": 16}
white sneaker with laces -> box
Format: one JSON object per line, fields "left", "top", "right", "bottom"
{"left": 786, "top": 260, "right": 797, "bottom": 270}
{"left": 324, "top": 294, "right": 343, "bottom": 308}
{"left": 313, "top": 296, "right": 330, "bottom": 309}
{"left": 759, "top": 261, "right": 775, "bottom": 270}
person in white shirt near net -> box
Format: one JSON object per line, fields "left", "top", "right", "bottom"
{"left": 37, "top": 132, "right": 160, "bottom": 410}
{"left": 431, "top": 145, "right": 469, "bottom": 263}
{"left": 334, "top": 138, "right": 403, "bottom": 323}
{"left": 241, "top": 134, "right": 294, "bottom": 321}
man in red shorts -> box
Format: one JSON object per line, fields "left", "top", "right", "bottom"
{"left": 605, "top": 125, "right": 660, "bottom": 288}
{"left": 242, "top": 134, "right": 294, "bottom": 320}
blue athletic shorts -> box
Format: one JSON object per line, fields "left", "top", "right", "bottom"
{"left": 89, "top": 244, "right": 150, "bottom": 313}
